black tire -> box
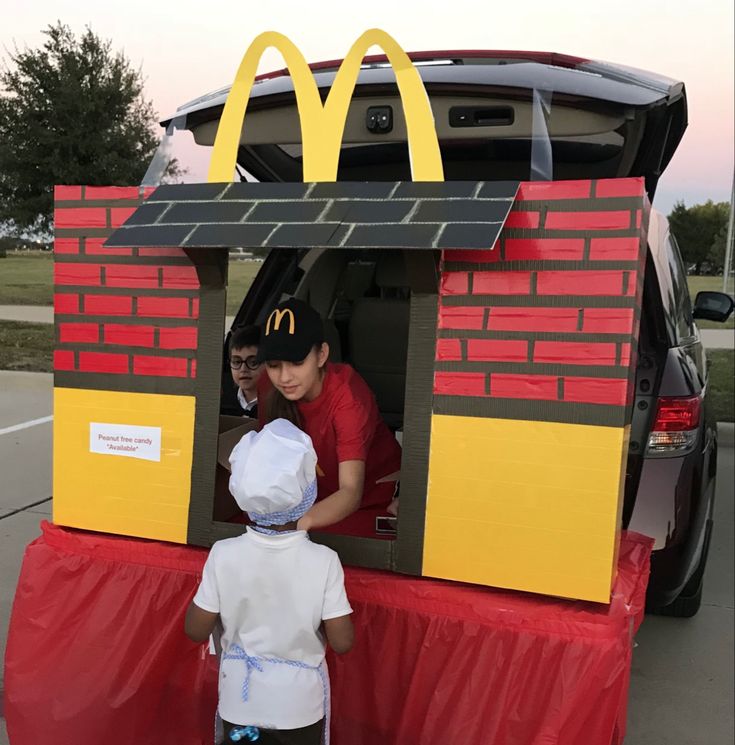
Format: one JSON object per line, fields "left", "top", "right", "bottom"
{"left": 648, "top": 518, "right": 711, "bottom": 618}
{"left": 651, "top": 579, "right": 703, "bottom": 618}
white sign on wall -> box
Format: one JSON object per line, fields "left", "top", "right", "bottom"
{"left": 89, "top": 423, "right": 162, "bottom": 462}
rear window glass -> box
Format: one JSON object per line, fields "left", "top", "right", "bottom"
{"left": 665, "top": 232, "right": 695, "bottom": 343}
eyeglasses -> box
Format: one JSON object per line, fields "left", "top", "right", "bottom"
{"left": 229, "top": 355, "right": 260, "bottom": 371}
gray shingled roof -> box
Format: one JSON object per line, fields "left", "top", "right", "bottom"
{"left": 105, "top": 181, "right": 520, "bottom": 251}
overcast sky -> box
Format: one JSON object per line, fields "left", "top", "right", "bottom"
{"left": 4, "top": 0, "right": 733, "bottom": 214}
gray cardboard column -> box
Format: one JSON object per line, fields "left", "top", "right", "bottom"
{"left": 186, "top": 248, "right": 232, "bottom": 546}
{"left": 395, "top": 251, "right": 440, "bottom": 574}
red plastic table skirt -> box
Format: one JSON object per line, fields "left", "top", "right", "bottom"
{"left": 3, "top": 522, "right": 652, "bottom": 745}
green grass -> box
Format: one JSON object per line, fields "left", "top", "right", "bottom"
{"left": 707, "top": 349, "right": 734, "bottom": 423}
{"left": 0, "top": 321, "right": 54, "bottom": 372}
{"left": 687, "top": 275, "right": 735, "bottom": 295}
{"left": 0, "top": 251, "right": 53, "bottom": 305}
{"left": 0, "top": 255, "right": 261, "bottom": 371}
{"left": 0, "top": 251, "right": 262, "bottom": 314}
{"left": 226, "top": 260, "right": 263, "bottom": 314}
{"left": 0, "top": 251, "right": 730, "bottom": 312}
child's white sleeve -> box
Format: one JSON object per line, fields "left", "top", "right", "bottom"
{"left": 193, "top": 551, "right": 220, "bottom": 613}
{"left": 322, "top": 554, "right": 353, "bottom": 620}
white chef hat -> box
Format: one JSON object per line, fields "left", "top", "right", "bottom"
{"left": 228, "top": 418, "right": 318, "bottom": 526}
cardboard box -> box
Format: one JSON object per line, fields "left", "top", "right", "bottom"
{"left": 52, "top": 175, "right": 648, "bottom": 602}
{"left": 49, "top": 37, "right": 649, "bottom": 601}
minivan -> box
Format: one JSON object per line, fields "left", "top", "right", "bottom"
{"left": 162, "top": 50, "right": 734, "bottom": 615}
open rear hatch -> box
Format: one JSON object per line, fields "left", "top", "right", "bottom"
{"left": 164, "top": 50, "right": 686, "bottom": 198}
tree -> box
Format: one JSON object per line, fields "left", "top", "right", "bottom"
{"left": 708, "top": 222, "right": 729, "bottom": 271}
{"left": 668, "top": 200, "right": 729, "bottom": 274}
{"left": 0, "top": 22, "right": 180, "bottom": 235}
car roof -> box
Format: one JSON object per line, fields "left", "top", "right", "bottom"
{"left": 165, "top": 50, "right": 685, "bottom": 124}
{"left": 163, "top": 50, "right": 687, "bottom": 197}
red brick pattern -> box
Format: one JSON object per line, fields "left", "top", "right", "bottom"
{"left": 473, "top": 271, "right": 532, "bottom": 295}
{"left": 162, "top": 266, "right": 199, "bottom": 289}
{"left": 536, "top": 270, "right": 629, "bottom": 296}
{"left": 544, "top": 210, "right": 631, "bottom": 231}
{"left": 440, "top": 272, "right": 469, "bottom": 295}
{"left": 588, "top": 237, "right": 640, "bottom": 261}
{"left": 159, "top": 327, "right": 198, "bottom": 350}
{"left": 85, "top": 186, "right": 140, "bottom": 200}
{"left": 435, "top": 177, "right": 648, "bottom": 417}
{"left": 533, "top": 341, "right": 617, "bottom": 366}
{"left": 136, "top": 297, "right": 195, "bottom": 319}
{"left": 503, "top": 211, "right": 540, "bottom": 229}
{"left": 438, "top": 306, "right": 485, "bottom": 330}
{"left": 467, "top": 339, "right": 528, "bottom": 362}
{"left": 110, "top": 207, "right": 138, "bottom": 226}
{"left": 54, "top": 238, "right": 81, "bottom": 255}
{"left": 83, "top": 295, "right": 134, "bottom": 316}
{"left": 581, "top": 308, "right": 635, "bottom": 334}
{"left": 54, "top": 294, "right": 81, "bottom": 315}
{"left": 79, "top": 351, "right": 130, "bottom": 374}
{"left": 106, "top": 265, "right": 160, "bottom": 288}
{"left": 55, "top": 264, "right": 101, "bottom": 286}
{"left": 55, "top": 208, "right": 108, "bottom": 228}
{"left": 53, "top": 350, "right": 75, "bottom": 371}
{"left": 435, "top": 338, "right": 463, "bottom": 360}
{"left": 54, "top": 187, "right": 201, "bottom": 381}
{"left": 517, "top": 180, "right": 593, "bottom": 201}
{"left": 491, "top": 373, "right": 558, "bottom": 400}
{"left": 133, "top": 355, "right": 189, "bottom": 378}
{"left": 485, "top": 307, "right": 579, "bottom": 333}
{"left": 505, "top": 238, "right": 585, "bottom": 261}
{"left": 54, "top": 186, "right": 83, "bottom": 200}
{"left": 564, "top": 377, "right": 629, "bottom": 406}
{"left": 59, "top": 323, "right": 100, "bottom": 344}
{"left": 434, "top": 372, "right": 486, "bottom": 396}
{"left": 594, "top": 180, "right": 647, "bottom": 199}
{"left": 85, "top": 237, "right": 133, "bottom": 257}
{"left": 104, "top": 324, "right": 156, "bottom": 347}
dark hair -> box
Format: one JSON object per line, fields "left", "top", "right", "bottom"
{"left": 264, "top": 388, "right": 302, "bottom": 428}
{"left": 229, "top": 325, "right": 260, "bottom": 353}
{"left": 263, "top": 343, "right": 327, "bottom": 428}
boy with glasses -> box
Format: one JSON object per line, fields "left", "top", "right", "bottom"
{"left": 228, "top": 326, "right": 263, "bottom": 418}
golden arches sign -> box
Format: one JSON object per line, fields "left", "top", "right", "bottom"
{"left": 208, "top": 29, "right": 444, "bottom": 183}
{"left": 265, "top": 308, "right": 296, "bottom": 335}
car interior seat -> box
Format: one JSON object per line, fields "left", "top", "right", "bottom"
{"left": 300, "top": 251, "right": 344, "bottom": 363}
{"left": 348, "top": 251, "right": 410, "bottom": 430}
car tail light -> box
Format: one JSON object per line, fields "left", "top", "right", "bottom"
{"left": 646, "top": 395, "right": 702, "bottom": 455}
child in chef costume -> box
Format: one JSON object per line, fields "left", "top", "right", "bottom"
{"left": 185, "top": 419, "right": 354, "bottom": 745}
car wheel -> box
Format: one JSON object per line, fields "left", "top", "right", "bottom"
{"left": 649, "top": 521, "right": 711, "bottom": 618}
{"left": 651, "top": 579, "right": 703, "bottom": 618}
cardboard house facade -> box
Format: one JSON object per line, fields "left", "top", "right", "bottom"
{"left": 52, "top": 30, "right": 649, "bottom": 603}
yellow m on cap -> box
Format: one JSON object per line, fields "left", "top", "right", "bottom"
{"left": 208, "top": 28, "right": 444, "bottom": 183}
{"left": 266, "top": 308, "right": 296, "bottom": 335}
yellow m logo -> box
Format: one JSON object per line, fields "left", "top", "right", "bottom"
{"left": 208, "top": 29, "right": 444, "bottom": 183}
{"left": 265, "top": 308, "right": 296, "bottom": 335}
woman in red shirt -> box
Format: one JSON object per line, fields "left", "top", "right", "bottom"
{"left": 257, "top": 297, "right": 401, "bottom": 531}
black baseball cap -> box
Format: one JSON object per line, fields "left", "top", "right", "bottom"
{"left": 256, "top": 298, "right": 324, "bottom": 363}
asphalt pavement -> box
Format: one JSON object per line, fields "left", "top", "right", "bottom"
{"left": 626, "top": 423, "right": 734, "bottom": 744}
{"left": 0, "top": 307, "right": 54, "bottom": 324}
{"left": 0, "top": 372, "right": 733, "bottom": 744}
